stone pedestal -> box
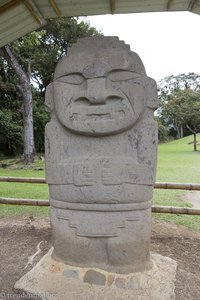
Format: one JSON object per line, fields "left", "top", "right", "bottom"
{"left": 15, "top": 248, "right": 177, "bottom": 300}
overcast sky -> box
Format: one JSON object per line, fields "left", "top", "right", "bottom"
{"left": 86, "top": 12, "right": 200, "bottom": 82}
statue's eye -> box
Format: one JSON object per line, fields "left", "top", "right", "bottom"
{"left": 57, "top": 74, "right": 85, "bottom": 85}
{"left": 109, "top": 71, "right": 141, "bottom": 82}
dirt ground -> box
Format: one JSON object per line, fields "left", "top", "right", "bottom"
{"left": 0, "top": 216, "right": 200, "bottom": 300}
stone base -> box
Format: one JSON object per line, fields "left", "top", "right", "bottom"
{"left": 15, "top": 248, "right": 177, "bottom": 300}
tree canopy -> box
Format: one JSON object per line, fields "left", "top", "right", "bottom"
{"left": 158, "top": 73, "right": 200, "bottom": 98}
{"left": 158, "top": 73, "right": 200, "bottom": 150}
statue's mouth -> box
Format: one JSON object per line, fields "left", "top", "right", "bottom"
{"left": 70, "top": 101, "right": 126, "bottom": 122}
{"left": 64, "top": 99, "right": 135, "bottom": 136}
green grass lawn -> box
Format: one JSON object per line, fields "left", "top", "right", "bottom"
{"left": 0, "top": 135, "right": 200, "bottom": 230}
{"left": 154, "top": 134, "right": 200, "bottom": 230}
{"left": 0, "top": 157, "right": 49, "bottom": 216}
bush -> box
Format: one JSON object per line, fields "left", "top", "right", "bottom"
{"left": 0, "top": 109, "right": 23, "bottom": 155}
{"left": 158, "top": 123, "right": 169, "bottom": 142}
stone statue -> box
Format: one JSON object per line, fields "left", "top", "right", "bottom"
{"left": 45, "top": 36, "right": 158, "bottom": 274}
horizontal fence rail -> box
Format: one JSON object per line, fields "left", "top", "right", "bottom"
{"left": 154, "top": 182, "right": 200, "bottom": 190}
{"left": 0, "top": 177, "right": 200, "bottom": 215}
{"left": 0, "top": 197, "right": 49, "bottom": 206}
{"left": 0, "top": 176, "right": 46, "bottom": 183}
{"left": 152, "top": 206, "right": 200, "bottom": 215}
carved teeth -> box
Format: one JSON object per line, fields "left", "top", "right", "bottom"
{"left": 85, "top": 113, "right": 111, "bottom": 121}
{"left": 72, "top": 111, "right": 126, "bottom": 122}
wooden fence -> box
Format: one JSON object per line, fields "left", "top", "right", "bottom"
{"left": 0, "top": 176, "right": 200, "bottom": 215}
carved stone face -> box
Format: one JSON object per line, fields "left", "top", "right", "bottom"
{"left": 52, "top": 52, "right": 146, "bottom": 136}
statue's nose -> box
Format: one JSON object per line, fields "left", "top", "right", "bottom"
{"left": 85, "top": 78, "right": 107, "bottom": 104}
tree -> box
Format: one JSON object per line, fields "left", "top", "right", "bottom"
{"left": 161, "top": 88, "right": 200, "bottom": 151}
{"left": 159, "top": 73, "right": 200, "bottom": 99}
{"left": 0, "top": 17, "right": 100, "bottom": 162}
{"left": 154, "top": 116, "right": 169, "bottom": 142}
{"left": 158, "top": 73, "right": 200, "bottom": 140}
{"left": 0, "top": 57, "right": 23, "bottom": 156}
{"left": 0, "top": 45, "right": 35, "bottom": 163}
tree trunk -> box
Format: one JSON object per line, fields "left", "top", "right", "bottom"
{"left": 176, "top": 125, "right": 181, "bottom": 139}
{"left": 194, "top": 132, "right": 197, "bottom": 151}
{"left": 180, "top": 126, "right": 184, "bottom": 138}
{"left": 1, "top": 45, "right": 35, "bottom": 163}
{"left": 186, "top": 125, "right": 198, "bottom": 151}
{"left": 20, "top": 79, "right": 35, "bottom": 163}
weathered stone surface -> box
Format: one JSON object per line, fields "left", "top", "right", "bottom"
{"left": 15, "top": 249, "right": 177, "bottom": 300}
{"left": 115, "top": 278, "right": 126, "bottom": 289}
{"left": 83, "top": 270, "right": 106, "bottom": 286}
{"left": 63, "top": 269, "right": 79, "bottom": 279}
{"left": 45, "top": 36, "right": 158, "bottom": 273}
